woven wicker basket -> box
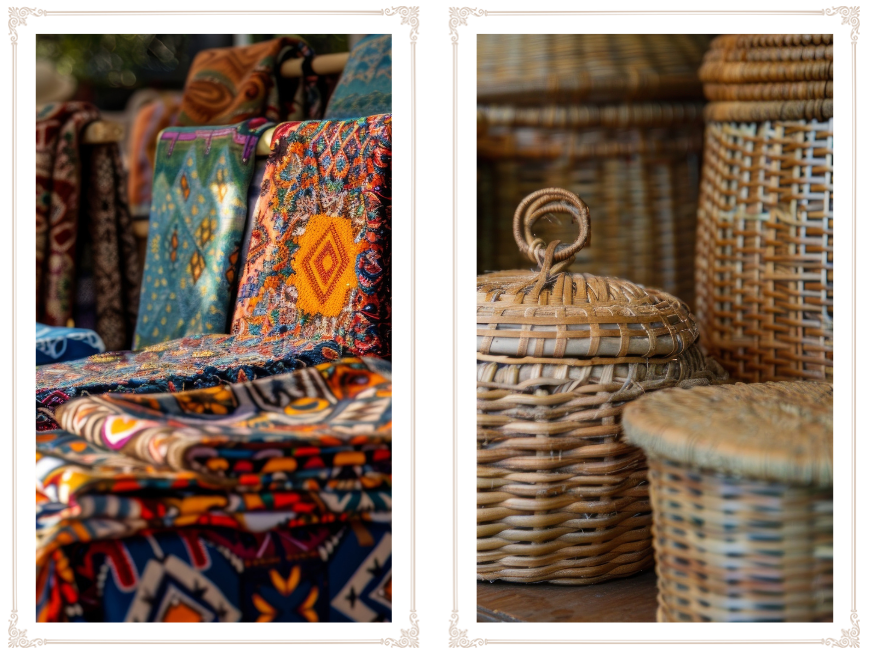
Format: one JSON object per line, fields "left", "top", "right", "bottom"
{"left": 623, "top": 380, "right": 833, "bottom": 621}
{"left": 477, "top": 34, "right": 712, "bottom": 306}
{"left": 695, "top": 34, "right": 833, "bottom": 383}
{"left": 477, "top": 189, "right": 726, "bottom": 585}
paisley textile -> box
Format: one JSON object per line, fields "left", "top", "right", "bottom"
{"left": 324, "top": 35, "right": 392, "bottom": 119}
{"left": 36, "top": 334, "right": 340, "bottom": 432}
{"left": 178, "top": 37, "right": 316, "bottom": 126}
{"left": 133, "top": 118, "right": 273, "bottom": 349}
{"left": 231, "top": 115, "right": 392, "bottom": 358}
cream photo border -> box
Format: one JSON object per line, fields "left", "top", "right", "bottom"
{"left": 7, "top": 7, "right": 870, "bottom": 656}
{"left": 450, "top": 5, "right": 862, "bottom": 649}
{"left": 7, "top": 6, "right": 419, "bottom": 655}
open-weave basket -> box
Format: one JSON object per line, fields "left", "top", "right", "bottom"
{"left": 478, "top": 34, "right": 711, "bottom": 306}
{"left": 623, "top": 380, "right": 833, "bottom": 621}
{"left": 477, "top": 189, "right": 726, "bottom": 585}
{"left": 695, "top": 34, "right": 833, "bottom": 382}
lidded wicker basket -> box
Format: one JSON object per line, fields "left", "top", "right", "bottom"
{"left": 477, "top": 188, "right": 726, "bottom": 585}
{"left": 623, "top": 380, "right": 833, "bottom": 622}
{"left": 477, "top": 34, "right": 712, "bottom": 306}
{"left": 695, "top": 34, "right": 833, "bottom": 383}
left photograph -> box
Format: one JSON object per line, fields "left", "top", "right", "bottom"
{"left": 34, "top": 33, "right": 393, "bottom": 623}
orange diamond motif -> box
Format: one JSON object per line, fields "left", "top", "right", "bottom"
{"left": 180, "top": 173, "right": 190, "bottom": 201}
{"left": 289, "top": 215, "right": 362, "bottom": 317}
{"left": 225, "top": 247, "right": 239, "bottom": 284}
{"left": 195, "top": 218, "right": 216, "bottom": 247}
{"left": 215, "top": 168, "right": 228, "bottom": 203}
{"left": 189, "top": 251, "right": 205, "bottom": 284}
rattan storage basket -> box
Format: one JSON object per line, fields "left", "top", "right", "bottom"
{"left": 695, "top": 34, "right": 833, "bottom": 383}
{"left": 477, "top": 188, "right": 726, "bottom": 585}
{"left": 477, "top": 34, "right": 712, "bottom": 306}
{"left": 623, "top": 380, "right": 833, "bottom": 622}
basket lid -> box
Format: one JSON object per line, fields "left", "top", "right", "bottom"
{"left": 477, "top": 188, "right": 699, "bottom": 363}
{"left": 622, "top": 381, "right": 833, "bottom": 486}
{"left": 698, "top": 34, "right": 833, "bottom": 122}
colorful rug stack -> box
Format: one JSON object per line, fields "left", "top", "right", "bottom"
{"left": 37, "top": 358, "right": 392, "bottom": 622}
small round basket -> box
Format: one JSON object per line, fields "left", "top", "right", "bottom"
{"left": 623, "top": 380, "right": 833, "bottom": 621}
{"left": 477, "top": 189, "right": 726, "bottom": 585}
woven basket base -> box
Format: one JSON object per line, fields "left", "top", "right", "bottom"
{"left": 478, "top": 552, "right": 655, "bottom": 586}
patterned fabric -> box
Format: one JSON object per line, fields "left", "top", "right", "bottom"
{"left": 36, "top": 359, "right": 392, "bottom": 622}
{"left": 132, "top": 118, "right": 273, "bottom": 349}
{"left": 36, "top": 102, "right": 99, "bottom": 326}
{"left": 127, "top": 93, "right": 182, "bottom": 217}
{"left": 53, "top": 358, "right": 392, "bottom": 477}
{"left": 35, "top": 334, "right": 340, "bottom": 432}
{"left": 324, "top": 35, "right": 392, "bottom": 119}
{"left": 231, "top": 115, "right": 392, "bottom": 358}
{"left": 80, "top": 144, "right": 141, "bottom": 350}
{"left": 178, "top": 38, "right": 316, "bottom": 126}
{"left": 37, "top": 103, "right": 141, "bottom": 349}
{"left": 38, "top": 521, "right": 391, "bottom": 622}
{"left": 390, "top": 116, "right": 402, "bottom": 362}
{"left": 36, "top": 323, "right": 105, "bottom": 365}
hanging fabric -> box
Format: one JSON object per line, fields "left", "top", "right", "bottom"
{"left": 324, "top": 34, "right": 392, "bottom": 119}
{"left": 126, "top": 93, "right": 182, "bottom": 217}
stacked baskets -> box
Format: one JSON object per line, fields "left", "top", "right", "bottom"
{"left": 477, "top": 34, "right": 712, "bottom": 306}
{"left": 477, "top": 188, "right": 725, "bottom": 585}
{"left": 695, "top": 34, "right": 833, "bottom": 382}
{"left": 624, "top": 381, "right": 833, "bottom": 621}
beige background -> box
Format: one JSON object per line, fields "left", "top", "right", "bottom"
{"left": 7, "top": 2, "right": 870, "bottom": 655}
{"left": 446, "top": 7, "right": 870, "bottom": 647}
{"left": 7, "top": 6, "right": 419, "bottom": 655}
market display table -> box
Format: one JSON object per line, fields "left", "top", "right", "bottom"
{"left": 477, "top": 570, "right": 658, "bottom": 623}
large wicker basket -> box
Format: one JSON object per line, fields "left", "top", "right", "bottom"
{"left": 623, "top": 380, "right": 833, "bottom": 621}
{"left": 477, "top": 34, "right": 712, "bottom": 306}
{"left": 477, "top": 189, "right": 725, "bottom": 585}
{"left": 695, "top": 34, "right": 833, "bottom": 383}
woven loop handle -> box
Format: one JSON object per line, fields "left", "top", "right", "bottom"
{"left": 513, "top": 188, "right": 591, "bottom": 268}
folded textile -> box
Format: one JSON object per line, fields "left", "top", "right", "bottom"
{"left": 36, "top": 334, "right": 340, "bottom": 431}
{"left": 178, "top": 37, "right": 317, "bottom": 126}
{"left": 53, "top": 357, "right": 392, "bottom": 472}
{"left": 127, "top": 93, "right": 182, "bottom": 217}
{"left": 36, "top": 102, "right": 141, "bottom": 348}
{"left": 324, "top": 34, "right": 392, "bottom": 119}
{"left": 38, "top": 519, "right": 391, "bottom": 622}
{"left": 36, "top": 358, "right": 392, "bottom": 622}
{"left": 132, "top": 118, "right": 273, "bottom": 349}
{"left": 231, "top": 115, "right": 392, "bottom": 358}
{"left": 36, "top": 323, "right": 106, "bottom": 366}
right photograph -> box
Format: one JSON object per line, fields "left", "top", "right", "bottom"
{"left": 476, "top": 34, "right": 834, "bottom": 623}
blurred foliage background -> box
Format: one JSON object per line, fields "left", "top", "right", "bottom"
{"left": 36, "top": 34, "right": 351, "bottom": 110}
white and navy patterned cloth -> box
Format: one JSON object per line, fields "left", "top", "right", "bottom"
{"left": 36, "top": 323, "right": 105, "bottom": 365}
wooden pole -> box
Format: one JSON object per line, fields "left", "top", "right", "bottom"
{"left": 82, "top": 120, "right": 125, "bottom": 144}
{"left": 279, "top": 52, "right": 349, "bottom": 78}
